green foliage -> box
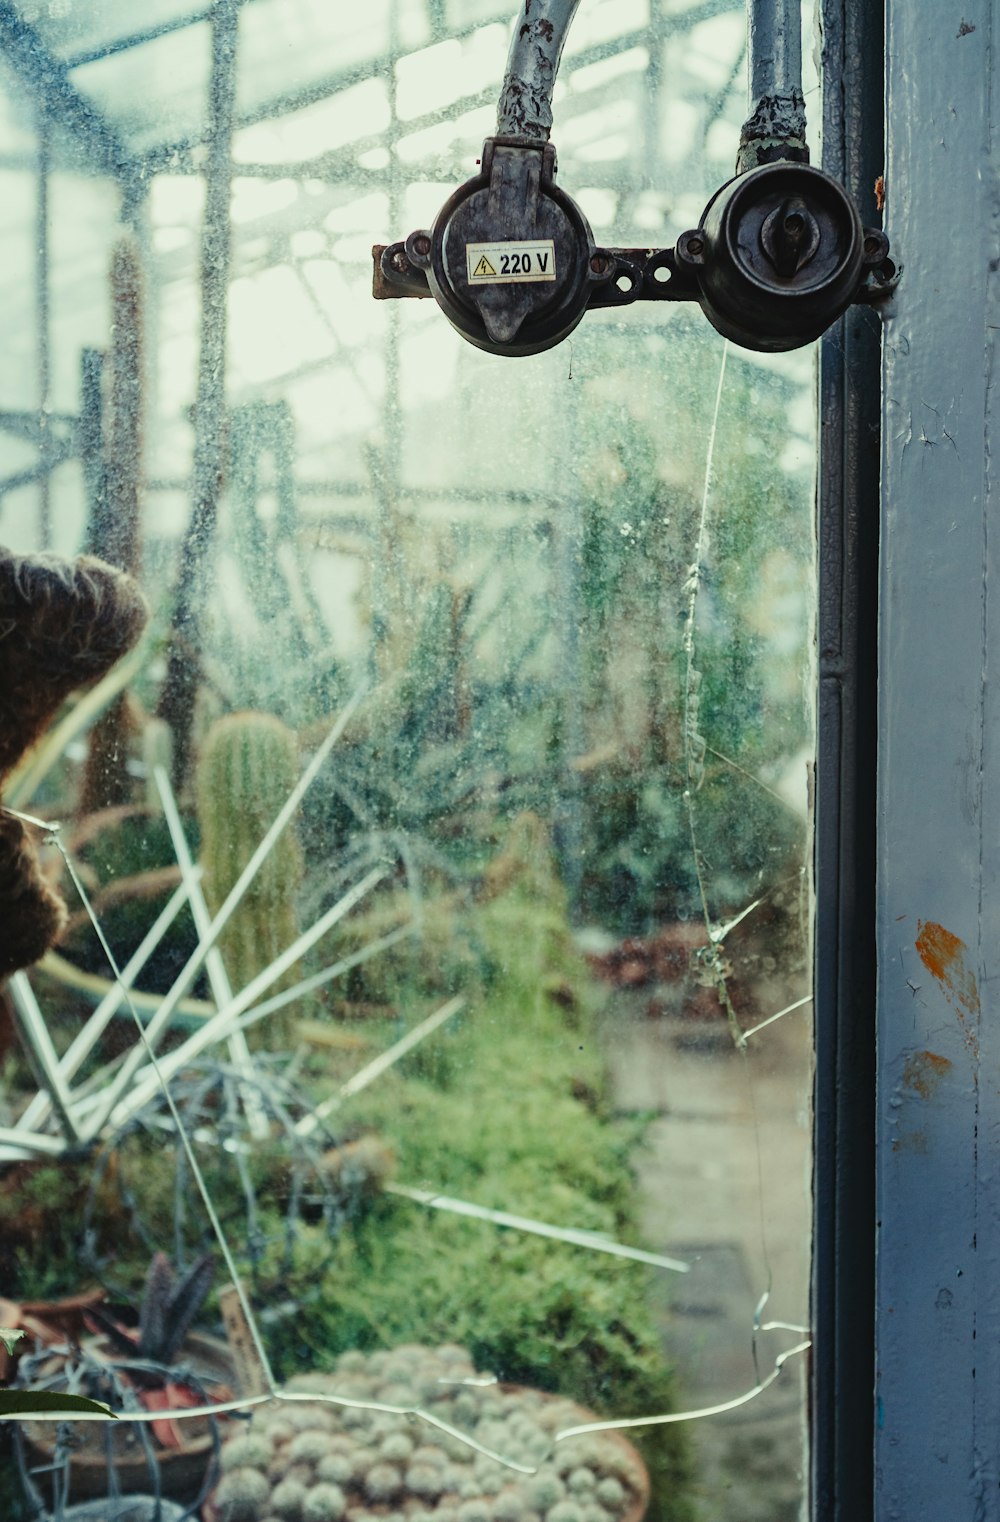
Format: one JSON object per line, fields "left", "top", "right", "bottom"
{"left": 0, "top": 1389, "right": 115, "bottom": 1418}
{"left": 0, "top": 1160, "right": 98, "bottom": 1297}
{"left": 266, "top": 838, "right": 693, "bottom": 1520}
{"left": 565, "top": 333, "right": 812, "bottom": 931}
{"left": 56, "top": 809, "right": 198, "bottom": 993}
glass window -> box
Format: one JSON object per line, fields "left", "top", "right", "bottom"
{"left": 0, "top": 7, "right": 815, "bottom": 1521}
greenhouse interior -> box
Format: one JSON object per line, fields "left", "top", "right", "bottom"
{"left": 0, "top": 3, "right": 832, "bottom": 1520}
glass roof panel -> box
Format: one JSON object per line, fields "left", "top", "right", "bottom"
{"left": 233, "top": 77, "right": 392, "bottom": 166}
{"left": 18, "top": 0, "right": 208, "bottom": 62}
{"left": 67, "top": 22, "right": 211, "bottom": 154}
{"left": 235, "top": 0, "right": 393, "bottom": 121}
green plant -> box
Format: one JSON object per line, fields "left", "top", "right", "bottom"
{"left": 208, "top": 1345, "right": 650, "bottom": 1522}
{"left": 10, "top": 1253, "right": 232, "bottom": 1517}
{"left": 0, "top": 1389, "right": 115, "bottom": 1418}
{"left": 263, "top": 837, "right": 692, "bottom": 1520}
{"left": 197, "top": 710, "right": 303, "bottom": 1040}
{"left": 88, "top": 1251, "right": 215, "bottom": 1365}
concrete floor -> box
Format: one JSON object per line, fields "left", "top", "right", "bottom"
{"left": 602, "top": 987, "right": 812, "bottom": 1522}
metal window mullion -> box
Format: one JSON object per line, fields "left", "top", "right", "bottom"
{"left": 814, "top": 0, "right": 884, "bottom": 1516}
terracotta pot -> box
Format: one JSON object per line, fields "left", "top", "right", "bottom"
{"left": 21, "top": 1332, "right": 234, "bottom": 1507}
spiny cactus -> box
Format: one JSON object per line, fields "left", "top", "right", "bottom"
{"left": 196, "top": 711, "right": 302, "bottom": 1044}
{"left": 208, "top": 1346, "right": 647, "bottom": 1522}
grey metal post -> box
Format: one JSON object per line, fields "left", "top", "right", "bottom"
{"left": 814, "top": 0, "right": 884, "bottom": 1510}
{"left": 876, "top": 1, "right": 1000, "bottom": 1516}
{"left": 156, "top": 0, "right": 239, "bottom": 782}
{"left": 35, "top": 109, "right": 51, "bottom": 546}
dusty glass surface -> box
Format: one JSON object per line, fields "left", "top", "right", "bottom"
{"left": 0, "top": 6, "right": 814, "bottom": 1522}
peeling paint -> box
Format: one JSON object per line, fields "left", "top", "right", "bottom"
{"left": 914, "top": 921, "right": 981, "bottom": 1057}
{"left": 902, "top": 1049, "right": 953, "bottom": 1099}
{"left": 496, "top": 0, "right": 581, "bottom": 141}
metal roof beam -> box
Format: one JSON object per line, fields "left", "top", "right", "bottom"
{"left": 63, "top": 0, "right": 257, "bottom": 69}
{"left": 139, "top": 0, "right": 736, "bottom": 175}
{"left": 0, "top": 1, "right": 132, "bottom": 182}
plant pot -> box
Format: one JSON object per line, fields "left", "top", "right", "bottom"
{"left": 203, "top": 1350, "right": 650, "bottom": 1522}
{"left": 21, "top": 1333, "right": 234, "bottom": 1509}
{"left": 63, "top": 1499, "right": 189, "bottom": 1522}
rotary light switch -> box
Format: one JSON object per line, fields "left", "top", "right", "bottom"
{"left": 674, "top": 160, "right": 889, "bottom": 352}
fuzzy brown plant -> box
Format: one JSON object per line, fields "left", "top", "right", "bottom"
{"left": 0, "top": 812, "right": 67, "bottom": 978}
{"left": 0, "top": 546, "right": 148, "bottom": 978}
{"left": 0, "top": 547, "right": 148, "bottom": 784}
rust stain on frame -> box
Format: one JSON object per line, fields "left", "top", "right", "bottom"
{"left": 901, "top": 1049, "right": 953, "bottom": 1099}
{"left": 915, "top": 920, "right": 980, "bottom": 1058}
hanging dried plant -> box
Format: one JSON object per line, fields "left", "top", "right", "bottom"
{"left": 0, "top": 548, "right": 148, "bottom": 784}
{"left": 0, "top": 812, "right": 67, "bottom": 978}
{"left": 0, "top": 546, "right": 148, "bottom": 978}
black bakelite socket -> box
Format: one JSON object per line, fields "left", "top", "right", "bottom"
{"left": 405, "top": 136, "right": 611, "bottom": 357}
{"left": 675, "top": 160, "right": 878, "bottom": 352}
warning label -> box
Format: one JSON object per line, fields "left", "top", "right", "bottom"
{"left": 466, "top": 240, "right": 557, "bottom": 284}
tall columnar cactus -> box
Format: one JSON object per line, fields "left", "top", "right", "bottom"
{"left": 196, "top": 711, "right": 303, "bottom": 1043}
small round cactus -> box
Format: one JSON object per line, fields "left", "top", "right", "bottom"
{"left": 302, "top": 1482, "right": 347, "bottom": 1521}
{"left": 209, "top": 1346, "right": 646, "bottom": 1522}
{"left": 215, "top": 1465, "right": 271, "bottom": 1521}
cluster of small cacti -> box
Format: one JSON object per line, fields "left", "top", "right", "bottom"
{"left": 210, "top": 1345, "right": 646, "bottom": 1522}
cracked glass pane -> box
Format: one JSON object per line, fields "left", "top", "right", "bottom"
{"left": 0, "top": 6, "right": 814, "bottom": 1522}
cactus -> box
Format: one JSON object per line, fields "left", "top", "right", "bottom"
{"left": 196, "top": 711, "right": 303, "bottom": 1045}
{"left": 210, "top": 1347, "right": 647, "bottom": 1522}
{"left": 142, "top": 717, "right": 174, "bottom": 812}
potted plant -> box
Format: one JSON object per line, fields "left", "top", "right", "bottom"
{"left": 12, "top": 1253, "right": 234, "bottom": 1513}
{"left": 204, "top": 1344, "right": 649, "bottom": 1522}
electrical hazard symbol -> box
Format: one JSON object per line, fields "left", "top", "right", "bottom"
{"left": 465, "top": 240, "right": 557, "bottom": 284}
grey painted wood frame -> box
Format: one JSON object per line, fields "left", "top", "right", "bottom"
{"left": 876, "top": 1, "right": 1000, "bottom": 1515}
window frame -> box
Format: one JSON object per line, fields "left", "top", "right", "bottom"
{"left": 813, "top": 0, "right": 882, "bottom": 1515}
